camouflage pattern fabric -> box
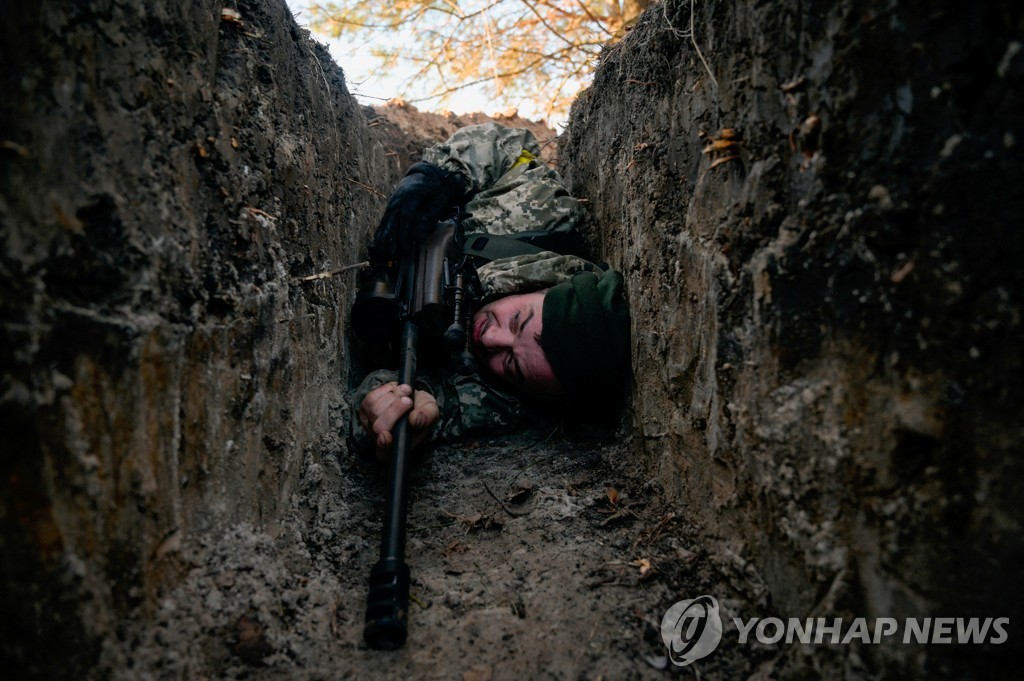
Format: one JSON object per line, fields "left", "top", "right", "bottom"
{"left": 459, "top": 163, "right": 584, "bottom": 237}
{"left": 422, "top": 123, "right": 584, "bottom": 238}
{"left": 351, "top": 123, "right": 595, "bottom": 451}
{"left": 477, "top": 251, "right": 599, "bottom": 298}
{"left": 422, "top": 122, "right": 540, "bottom": 192}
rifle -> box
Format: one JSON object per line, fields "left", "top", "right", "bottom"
{"left": 352, "top": 219, "right": 478, "bottom": 649}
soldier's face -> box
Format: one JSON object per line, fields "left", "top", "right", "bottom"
{"left": 471, "top": 290, "right": 563, "bottom": 396}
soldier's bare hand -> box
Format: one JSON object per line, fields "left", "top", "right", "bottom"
{"left": 358, "top": 382, "right": 439, "bottom": 460}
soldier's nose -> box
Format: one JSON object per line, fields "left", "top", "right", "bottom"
{"left": 480, "top": 324, "right": 511, "bottom": 349}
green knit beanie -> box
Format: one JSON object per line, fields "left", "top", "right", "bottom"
{"left": 541, "top": 270, "right": 631, "bottom": 396}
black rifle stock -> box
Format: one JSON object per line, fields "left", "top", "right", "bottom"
{"left": 359, "top": 222, "right": 474, "bottom": 650}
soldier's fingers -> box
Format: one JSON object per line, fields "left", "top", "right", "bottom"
{"left": 371, "top": 395, "right": 413, "bottom": 438}
{"left": 360, "top": 382, "right": 401, "bottom": 420}
{"left": 409, "top": 392, "right": 440, "bottom": 429}
{"left": 361, "top": 382, "right": 396, "bottom": 412}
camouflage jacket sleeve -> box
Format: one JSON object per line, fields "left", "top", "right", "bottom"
{"left": 476, "top": 250, "right": 603, "bottom": 298}
{"left": 349, "top": 367, "right": 545, "bottom": 451}
{"left": 422, "top": 123, "right": 585, "bottom": 237}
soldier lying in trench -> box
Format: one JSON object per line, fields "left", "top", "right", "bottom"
{"left": 350, "top": 123, "right": 631, "bottom": 459}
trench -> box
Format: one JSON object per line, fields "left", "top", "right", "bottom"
{"left": 2, "top": 1, "right": 1022, "bottom": 680}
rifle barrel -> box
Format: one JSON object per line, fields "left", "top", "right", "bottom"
{"left": 363, "top": 318, "right": 418, "bottom": 650}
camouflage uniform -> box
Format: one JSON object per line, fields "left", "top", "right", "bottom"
{"left": 350, "top": 123, "right": 606, "bottom": 450}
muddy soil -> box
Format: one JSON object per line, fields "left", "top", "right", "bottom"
{"left": 109, "top": 429, "right": 762, "bottom": 680}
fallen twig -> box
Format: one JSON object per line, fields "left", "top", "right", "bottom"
{"left": 245, "top": 206, "right": 277, "bottom": 221}
{"left": 443, "top": 510, "right": 505, "bottom": 533}
{"left": 507, "top": 427, "right": 562, "bottom": 482}
{"left": 299, "top": 261, "right": 369, "bottom": 282}
{"left": 483, "top": 481, "right": 529, "bottom": 517}
{"left": 347, "top": 177, "right": 386, "bottom": 197}
{"left": 632, "top": 512, "right": 677, "bottom": 549}
{"left": 408, "top": 521, "right": 457, "bottom": 534}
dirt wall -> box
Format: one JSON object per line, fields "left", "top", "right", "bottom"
{"left": 0, "top": 0, "right": 400, "bottom": 676}
{"left": 561, "top": 1, "right": 1023, "bottom": 677}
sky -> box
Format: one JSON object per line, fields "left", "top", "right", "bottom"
{"left": 283, "top": 0, "right": 556, "bottom": 124}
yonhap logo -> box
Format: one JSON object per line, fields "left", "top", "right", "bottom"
{"left": 661, "top": 595, "right": 724, "bottom": 666}
{"left": 660, "top": 593, "right": 1009, "bottom": 667}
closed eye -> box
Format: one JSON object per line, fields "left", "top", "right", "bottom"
{"left": 503, "top": 309, "right": 531, "bottom": 385}
{"left": 504, "top": 350, "right": 525, "bottom": 385}
{"left": 519, "top": 308, "right": 534, "bottom": 336}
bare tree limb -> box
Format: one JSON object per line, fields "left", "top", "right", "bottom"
{"left": 305, "top": 0, "right": 645, "bottom": 116}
